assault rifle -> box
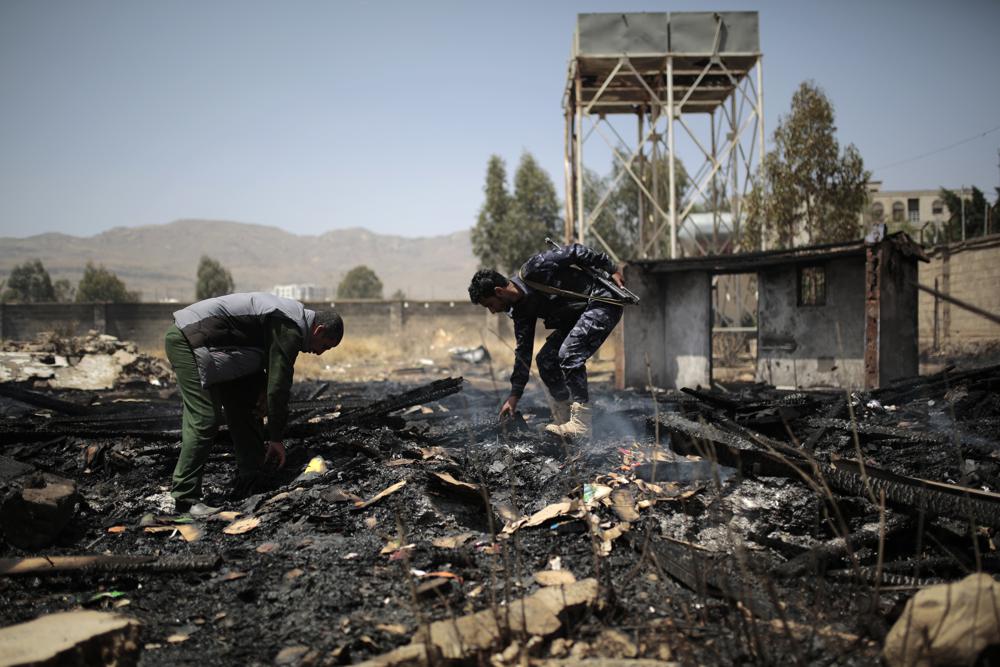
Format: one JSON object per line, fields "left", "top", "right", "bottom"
{"left": 544, "top": 238, "right": 640, "bottom": 305}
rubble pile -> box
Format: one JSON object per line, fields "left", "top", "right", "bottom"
{"left": 0, "top": 331, "right": 173, "bottom": 392}
{"left": 0, "top": 362, "right": 998, "bottom": 665}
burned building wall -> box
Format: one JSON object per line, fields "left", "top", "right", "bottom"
{"left": 875, "top": 243, "right": 920, "bottom": 383}
{"left": 621, "top": 267, "right": 711, "bottom": 389}
{"left": 918, "top": 234, "right": 1000, "bottom": 348}
{"left": 757, "top": 255, "right": 866, "bottom": 388}
{"left": 621, "top": 266, "right": 665, "bottom": 388}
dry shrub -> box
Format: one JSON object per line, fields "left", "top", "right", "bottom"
{"left": 712, "top": 331, "right": 753, "bottom": 368}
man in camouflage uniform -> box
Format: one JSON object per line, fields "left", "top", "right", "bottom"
{"left": 467, "top": 243, "right": 625, "bottom": 439}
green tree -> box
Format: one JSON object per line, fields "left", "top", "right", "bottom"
{"left": 470, "top": 155, "right": 512, "bottom": 270}
{"left": 195, "top": 255, "right": 235, "bottom": 300}
{"left": 496, "top": 152, "right": 561, "bottom": 273}
{"left": 390, "top": 288, "right": 406, "bottom": 300}
{"left": 582, "top": 168, "right": 625, "bottom": 257}
{"left": 743, "top": 81, "right": 870, "bottom": 250}
{"left": 2, "top": 259, "right": 56, "bottom": 303}
{"left": 603, "top": 154, "right": 691, "bottom": 258}
{"left": 75, "top": 262, "right": 138, "bottom": 303}
{"left": 938, "top": 186, "right": 994, "bottom": 242}
{"left": 53, "top": 278, "right": 75, "bottom": 303}
{"left": 337, "top": 265, "right": 383, "bottom": 299}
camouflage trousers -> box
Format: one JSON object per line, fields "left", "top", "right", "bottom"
{"left": 535, "top": 301, "right": 623, "bottom": 404}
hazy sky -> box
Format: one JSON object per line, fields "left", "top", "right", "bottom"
{"left": 1, "top": 0, "right": 998, "bottom": 239}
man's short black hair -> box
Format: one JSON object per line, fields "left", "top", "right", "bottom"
{"left": 313, "top": 309, "right": 344, "bottom": 346}
{"left": 468, "top": 269, "right": 509, "bottom": 304}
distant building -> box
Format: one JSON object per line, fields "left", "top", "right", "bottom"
{"left": 271, "top": 284, "right": 326, "bottom": 302}
{"left": 866, "top": 181, "right": 972, "bottom": 239}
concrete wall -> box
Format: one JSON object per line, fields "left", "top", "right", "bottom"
{"left": 757, "top": 256, "right": 866, "bottom": 388}
{"left": 621, "top": 267, "right": 666, "bottom": 388}
{"left": 622, "top": 267, "right": 711, "bottom": 389}
{"left": 918, "top": 234, "right": 1000, "bottom": 347}
{"left": 0, "top": 300, "right": 495, "bottom": 350}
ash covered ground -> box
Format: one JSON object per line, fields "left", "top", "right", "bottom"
{"left": 1, "top": 343, "right": 999, "bottom": 665}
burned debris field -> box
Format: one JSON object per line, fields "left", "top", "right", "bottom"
{"left": 1, "top": 339, "right": 1000, "bottom": 665}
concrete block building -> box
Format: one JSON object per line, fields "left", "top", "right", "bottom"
{"left": 620, "top": 227, "right": 927, "bottom": 390}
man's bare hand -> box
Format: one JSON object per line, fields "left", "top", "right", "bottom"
{"left": 264, "top": 441, "right": 286, "bottom": 470}
{"left": 499, "top": 395, "right": 519, "bottom": 421}
{"left": 611, "top": 270, "right": 625, "bottom": 288}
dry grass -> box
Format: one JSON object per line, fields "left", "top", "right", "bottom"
{"left": 140, "top": 325, "right": 617, "bottom": 385}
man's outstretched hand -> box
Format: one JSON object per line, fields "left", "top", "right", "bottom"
{"left": 499, "top": 395, "right": 519, "bottom": 421}
{"left": 264, "top": 440, "right": 286, "bottom": 470}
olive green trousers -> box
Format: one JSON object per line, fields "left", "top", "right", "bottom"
{"left": 164, "top": 325, "right": 265, "bottom": 503}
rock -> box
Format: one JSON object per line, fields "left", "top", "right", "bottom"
{"left": 50, "top": 355, "right": 122, "bottom": 390}
{"left": 534, "top": 570, "right": 577, "bottom": 587}
{"left": 0, "top": 473, "right": 79, "bottom": 550}
{"left": 0, "top": 352, "right": 66, "bottom": 383}
{"left": 0, "top": 610, "right": 141, "bottom": 667}
{"left": 593, "top": 629, "right": 638, "bottom": 658}
{"left": 883, "top": 573, "right": 1000, "bottom": 667}
{"left": 357, "top": 578, "right": 600, "bottom": 666}
{"left": 274, "top": 645, "right": 311, "bottom": 665}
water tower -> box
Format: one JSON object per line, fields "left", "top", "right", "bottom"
{"left": 563, "top": 12, "right": 764, "bottom": 260}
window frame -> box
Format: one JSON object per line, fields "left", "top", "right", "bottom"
{"left": 797, "top": 264, "right": 827, "bottom": 307}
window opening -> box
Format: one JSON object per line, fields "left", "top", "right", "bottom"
{"left": 798, "top": 265, "right": 826, "bottom": 306}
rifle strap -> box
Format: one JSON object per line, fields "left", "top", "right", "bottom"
{"left": 517, "top": 269, "right": 629, "bottom": 307}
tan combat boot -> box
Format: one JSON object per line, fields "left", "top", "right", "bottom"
{"left": 544, "top": 402, "right": 591, "bottom": 438}
{"left": 544, "top": 398, "right": 572, "bottom": 429}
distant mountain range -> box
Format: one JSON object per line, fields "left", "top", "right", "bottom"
{"left": 0, "top": 220, "right": 477, "bottom": 301}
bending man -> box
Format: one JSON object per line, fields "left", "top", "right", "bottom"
{"left": 165, "top": 292, "right": 343, "bottom": 515}
{"left": 468, "top": 242, "right": 624, "bottom": 439}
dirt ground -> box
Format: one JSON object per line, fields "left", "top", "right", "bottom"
{"left": 1, "top": 333, "right": 998, "bottom": 665}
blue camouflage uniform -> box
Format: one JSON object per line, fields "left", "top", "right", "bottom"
{"left": 507, "top": 243, "right": 623, "bottom": 404}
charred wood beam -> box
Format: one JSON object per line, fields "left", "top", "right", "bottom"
{"left": 805, "top": 418, "right": 946, "bottom": 444}
{"left": 654, "top": 413, "right": 1000, "bottom": 529}
{"left": 825, "top": 460, "right": 1000, "bottom": 529}
{"left": 0, "top": 554, "right": 221, "bottom": 576}
{"left": 305, "top": 382, "right": 328, "bottom": 401}
{"left": 0, "top": 429, "right": 180, "bottom": 443}
{"left": 680, "top": 387, "right": 740, "bottom": 414}
{"left": 647, "top": 537, "right": 776, "bottom": 618}
{"left": 0, "top": 384, "right": 90, "bottom": 416}
{"left": 49, "top": 412, "right": 180, "bottom": 427}
{"left": 657, "top": 412, "right": 806, "bottom": 463}
{"left": 650, "top": 414, "right": 806, "bottom": 480}
{"left": 288, "top": 377, "right": 464, "bottom": 434}
{"left": 773, "top": 520, "right": 909, "bottom": 578}
{"left": 872, "top": 363, "right": 1000, "bottom": 404}
{"left": 801, "top": 397, "right": 849, "bottom": 453}
{"left": 826, "top": 567, "right": 942, "bottom": 588}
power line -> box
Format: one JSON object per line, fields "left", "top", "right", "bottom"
{"left": 874, "top": 124, "right": 1000, "bottom": 172}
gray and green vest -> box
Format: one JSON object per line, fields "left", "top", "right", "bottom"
{"left": 173, "top": 293, "right": 315, "bottom": 387}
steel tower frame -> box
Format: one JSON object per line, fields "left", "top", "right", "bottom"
{"left": 563, "top": 12, "right": 765, "bottom": 261}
